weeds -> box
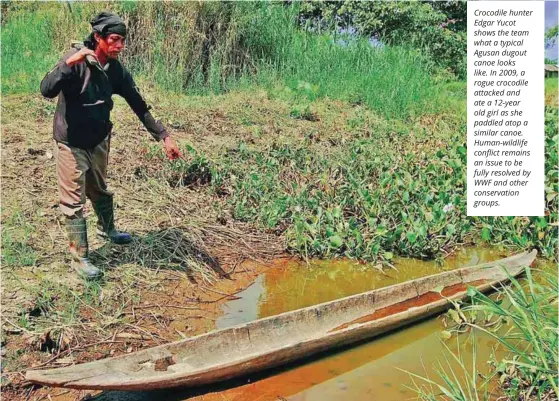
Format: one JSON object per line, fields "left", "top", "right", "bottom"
{"left": 2, "top": 2, "right": 446, "bottom": 120}
{"left": 1, "top": 212, "right": 37, "bottom": 267}
{"left": 164, "top": 106, "right": 555, "bottom": 262}
{"left": 407, "top": 267, "right": 558, "bottom": 401}
{"left": 405, "top": 335, "right": 493, "bottom": 401}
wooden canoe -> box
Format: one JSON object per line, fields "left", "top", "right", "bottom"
{"left": 26, "top": 250, "right": 537, "bottom": 390}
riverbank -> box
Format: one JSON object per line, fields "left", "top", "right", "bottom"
{"left": 2, "top": 81, "right": 557, "bottom": 400}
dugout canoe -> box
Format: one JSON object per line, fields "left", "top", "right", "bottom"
{"left": 26, "top": 250, "right": 537, "bottom": 391}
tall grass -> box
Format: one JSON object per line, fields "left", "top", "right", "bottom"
{"left": 405, "top": 335, "right": 493, "bottom": 401}
{"left": 1, "top": 1, "right": 445, "bottom": 119}
{"left": 1, "top": 9, "right": 59, "bottom": 93}
{"left": 239, "top": 4, "right": 439, "bottom": 119}
{"left": 546, "top": 77, "right": 558, "bottom": 107}
{"left": 407, "top": 267, "right": 559, "bottom": 401}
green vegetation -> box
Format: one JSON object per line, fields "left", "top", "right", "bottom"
{"left": 546, "top": 24, "right": 558, "bottom": 47}
{"left": 158, "top": 104, "right": 557, "bottom": 262}
{"left": 1, "top": 212, "right": 37, "bottom": 267}
{"left": 546, "top": 77, "right": 558, "bottom": 107}
{"left": 408, "top": 266, "right": 558, "bottom": 401}
{"left": 2, "top": 2, "right": 447, "bottom": 120}
{"left": 0, "top": 8, "right": 59, "bottom": 93}
{"left": 299, "top": 1, "right": 467, "bottom": 78}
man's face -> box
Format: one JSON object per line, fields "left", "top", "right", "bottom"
{"left": 96, "top": 33, "right": 126, "bottom": 59}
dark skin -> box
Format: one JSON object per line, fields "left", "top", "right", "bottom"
{"left": 66, "top": 33, "right": 182, "bottom": 160}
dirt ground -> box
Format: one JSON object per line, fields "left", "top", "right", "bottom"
{"left": 0, "top": 85, "right": 320, "bottom": 400}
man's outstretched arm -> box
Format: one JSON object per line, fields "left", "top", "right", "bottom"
{"left": 117, "top": 67, "right": 181, "bottom": 160}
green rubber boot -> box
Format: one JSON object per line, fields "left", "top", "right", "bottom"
{"left": 66, "top": 217, "right": 102, "bottom": 280}
{"left": 92, "top": 197, "right": 132, "bottom": 245}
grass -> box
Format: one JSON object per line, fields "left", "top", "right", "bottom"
{"left": 406, "top": 266, "right": 558, "bottom": 401}
{"left": 1, "top": 2, "right": 448, "bottom": 120}
{"left": 546, "top": 77, "right": 558, "bottom": 107}
{"left": 405, "top": 335, "right": 493, "bottom": 401}
{"left": 1, "top": 211, "right": 37, "bottom": 267}
{"left": 0, "top": 9, "right": 60, "bottom": 94}
{"left": 219, "top": 3, "right": 443, "bottom": 120}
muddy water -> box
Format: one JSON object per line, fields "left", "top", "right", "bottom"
{"left": 217, "top": 248, "right": 503, "bottom": 329}
{"left": 93, "top": 248, "right": 549, "bottom": 401}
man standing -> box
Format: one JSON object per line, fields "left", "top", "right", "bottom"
{"left": 40, "top": 12, "right": 181, "bottom": 279}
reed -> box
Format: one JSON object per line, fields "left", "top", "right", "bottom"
{"left": 406, "top": 267, "right": 558, "bottom": 401}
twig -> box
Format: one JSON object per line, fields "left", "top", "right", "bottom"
{"left": 200, "top": 285, "right": 241, "bottom": 299}
{"left": 123, "top": 304, "right": 203, "bottom": 312}
{"left": 122, "top": 323, "right": 168, "bottom": 342}
{"left": 3, "top": 319, "right": 33, "bottom": 334}
{"left": 115, "top": 333, "right": 151, "bottom": 340}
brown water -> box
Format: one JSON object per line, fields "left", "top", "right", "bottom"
{"left": 217, "top": 247, "right": 505, "bottom": 329}
{"left": 92, "top": 248, "right": 550, "bottom": 401}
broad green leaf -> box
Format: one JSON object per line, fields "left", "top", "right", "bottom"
{"left": 406, "top": 232, "right": 417, "bottom": 243}
{"left": 446, "top": 224, "right": 455, "bottom": 235}
{"left": 329, "top": 235, "right": 343, "bottom": 248}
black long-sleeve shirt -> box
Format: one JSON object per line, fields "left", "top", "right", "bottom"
{"left": 40, "top": 48, "right": 168, "bottom": 149}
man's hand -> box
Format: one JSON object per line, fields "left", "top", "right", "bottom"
{"left": 66, "top": 48, "right": 99, "bottom": 67}
{"left": 163, "top": 136, "right": 182, "bottom": 161}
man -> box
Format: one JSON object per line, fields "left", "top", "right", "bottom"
{"left": 40, "top": 12, "right": 181, "bottom": 279}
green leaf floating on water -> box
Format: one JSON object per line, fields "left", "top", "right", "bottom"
{"left": 440, "top": 330, "right": 452, "bottom": 339}
{"left": 448, "top": 309, "right": 462, "bottom": 324}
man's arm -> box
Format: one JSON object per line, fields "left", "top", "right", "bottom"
{"left": 117, "top": 67, "right": 169, "bottom": 142}
{"left": 40, "top": 50, "right": 77, "bottom": 98}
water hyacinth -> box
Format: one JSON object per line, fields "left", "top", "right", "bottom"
{"left": 203, "top": 106, "right": 557, "bottom": 262}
